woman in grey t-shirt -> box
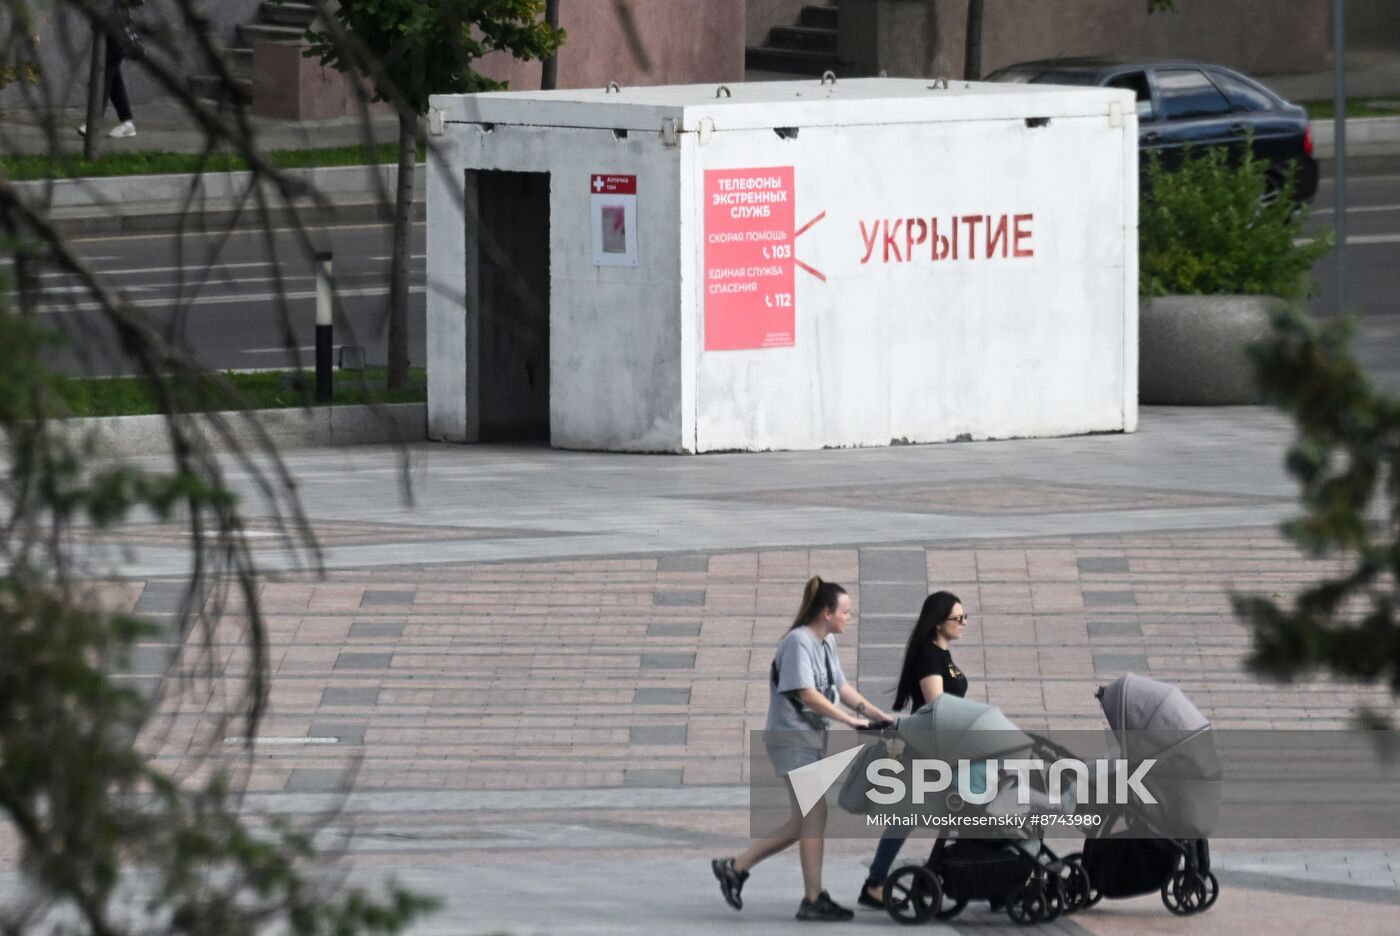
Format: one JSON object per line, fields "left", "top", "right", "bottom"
{"left": 712, "top": 576, "right": 892, "bottom": 922}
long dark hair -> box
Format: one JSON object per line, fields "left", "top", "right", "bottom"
{"left": 893, "top": 591, "right": 960, "bottom": 712}
{"left": 790, "top": 576, "right": 846, "bottom": 630}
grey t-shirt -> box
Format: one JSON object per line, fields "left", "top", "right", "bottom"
{"left": 765, "top": 626, "right": 848, "bottom": 744}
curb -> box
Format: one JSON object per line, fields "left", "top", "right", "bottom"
{"left": 14, "top": 163, "right": 426, "bottom": 236}
{"left": 50, "top": 199, "right": 425, "bottom": 238}
{"left": 12, "top": 163, "right": 417, "bottom": 209}
{"left": 1318, "top": 154, "right": 1399, "bottom": 176}
{"left": 1311, "top": 115, "right": 1400, "bottom": 149}
{"left": 1312, "top": 116, "right": 1400, "bottom": 175}
{"left": 60, "top": 402, "right": 427, "bottom": 459}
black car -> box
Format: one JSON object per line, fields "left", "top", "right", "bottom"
{"left": 987, "top": 58, "right": 1319, "bottom": 203}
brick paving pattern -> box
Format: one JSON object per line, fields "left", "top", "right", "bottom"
{"left": 99, "top": 530, "right": 1384, "bottom": 808}
{"left": 8, "top": 391, "right": 1400, "bottom": 932}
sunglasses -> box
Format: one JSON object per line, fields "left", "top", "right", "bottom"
{"left": 946, "top": 614, "right": 969, "bottom": 624}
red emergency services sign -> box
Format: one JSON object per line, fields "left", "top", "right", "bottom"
{"left": 591, "top": 174, "right": 637, "bottom": 195}
{"left": 703, "top": 166, "right": 796, "bottom": 351}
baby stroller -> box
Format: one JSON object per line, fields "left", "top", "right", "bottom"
{"left": 1065, "top": 673, "right": 1222, "bottom": 916}
{"left": 874, "top": 695, "right": 1092, "bottom": 926}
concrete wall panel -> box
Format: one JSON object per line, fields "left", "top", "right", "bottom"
{"left": 546, "top": 129, "right": 686, "bottom": 452}
{"left": 428, "top": 118, "right": 685, "bottom": 451}
{"left": 427, "top": 134, "right": 472, "bottom": 442}
{"left": 689, "top": 110, "right": 1136, "bottom": 451}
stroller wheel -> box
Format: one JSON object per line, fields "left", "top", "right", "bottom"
{"left": 1006, "top": 883, "right": 1047, "bottom": 926}
{"left": 1062, "top": 853, "right": 1102, "bottom": 909}
{"left": 1059, "top": 859, "right": 1092, "bottom": 913}
{"left": 935, "top": 895, "right": 968, "bottom": 921}
{"left": 1200, "top": 870, "right": 1220, "bottom": 911}
{"left": 1041, "top": 877, "right": 1065, "bottom": 923}
{"left": 884, "top": 865, "right": 942, "bottom": 926}
{"left": 1161, "top": 870, "right": 1209, "bottom": 915}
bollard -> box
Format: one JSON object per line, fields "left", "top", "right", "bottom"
{"left": 314, "top": 250, "right": 333, "bottom": 404}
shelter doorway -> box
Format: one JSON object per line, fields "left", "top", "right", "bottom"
{"left": 473, "top": 169, "right": 551, "bottom": 442}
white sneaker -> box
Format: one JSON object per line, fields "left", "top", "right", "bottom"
{"left": 107, "top": 121, "right": 136, "bottom": 138}
{"left": 76, "top": 123, "right": 87, "bottom": 137}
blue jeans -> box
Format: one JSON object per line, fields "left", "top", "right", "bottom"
{"left": 866, "top": 829, "right": 910, "bottom": 885}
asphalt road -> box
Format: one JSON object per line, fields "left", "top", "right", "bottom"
{"left": 36, "top": 220, "right": 430, "bottom": 377}
{"left": 1307, "top": 168, "right": 1400, "bottom": 318}
{"left": 16, "top": 166, "right": 1400, "bottom": 378}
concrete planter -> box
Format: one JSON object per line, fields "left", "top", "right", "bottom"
{"left": 50, "top": 403, "right": 426, "bottom": 460}
{"left": 1139, "top": 295, "right": 1291, "bottom": 405}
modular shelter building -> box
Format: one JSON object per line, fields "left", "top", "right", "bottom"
{"left": 425, "top": 78, "right": 1138, "bottom": 453}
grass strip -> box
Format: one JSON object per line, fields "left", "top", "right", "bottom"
{"left": 51, "top": 367, "right": 426, "bottom": 418}
{"left": 1301, "top": 97, "right": 1400, "bottom": 120}
{"left": 1, "top": 143, "right": 427, "bottom": 182}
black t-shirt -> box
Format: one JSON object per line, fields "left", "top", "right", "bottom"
{"left": 909, "top": 643, "right": 968, "bottom": 708}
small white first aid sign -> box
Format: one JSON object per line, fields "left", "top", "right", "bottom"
{"left": 590, "top": 174, "right": 638, "bottom": 267}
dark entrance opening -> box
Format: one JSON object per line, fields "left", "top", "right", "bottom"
{"left": 475, "top": 170, "right": 550, "bottom": 442}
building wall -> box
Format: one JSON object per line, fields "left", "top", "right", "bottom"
{"left": 4, "top": 0, "right": 744, "bottom": 112}
{"left": 2, "top": 0, "right": 261, "bottom": 109}
{"left": 476, "top": 0, "right": 745, "bottom": 92}
{"left": 1348, "top": 2, "right": 1400, "bottom": 51}
{"left": 978, "top": 0, "right": 1329, "bottom": 77}
{"left": 746, "top": 0, "right": 812, "bottom": 47}
{"left": 837, "top": 0, "right": 1331, "bottom": 80}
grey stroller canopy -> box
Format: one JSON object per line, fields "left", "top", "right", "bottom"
{"left": 895, "top": 694, "right": 1073, "bottom": 822}
{"left": 896, "top": 694, "right": 1032, "bottom": 762}
{"left": 1100, "top": 673, "right": 1211, "bottom": 734}
{"left": 1098, "top": 673, "right": 1222, "bottom": 838}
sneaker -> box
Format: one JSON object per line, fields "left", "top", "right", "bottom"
{"left": 856, "top": 881, "right": 884, "bottom": 910}
{"left": 712, "top": 857, "right": 748, "bottom": 911}
{"left": 108, "top": 120, "right": 136, "bottom": 138}
{"left": 796, "top": 891, "right": 854, "bottom": 921}
{"left": 76, "top": 124, "right": 86, "bottom": 137}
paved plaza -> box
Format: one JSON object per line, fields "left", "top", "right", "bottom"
{"left": 4, "top": 322, "right": 1400, "bottom": 933}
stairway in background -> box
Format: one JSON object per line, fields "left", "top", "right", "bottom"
{"left": 745, "top": 2, "right": 843, "bottom": 76}
{"left": 189, "top": 2, "right": 317, "bottom": 104}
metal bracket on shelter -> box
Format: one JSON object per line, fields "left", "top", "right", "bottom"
{"left": 661, "top": 117, "right": 680, "bottom": 147}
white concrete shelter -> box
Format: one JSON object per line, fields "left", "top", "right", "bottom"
{"left": 426, "top": 78, "right": 1138, "bottom": 453}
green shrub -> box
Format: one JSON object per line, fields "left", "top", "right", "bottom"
{"left": 48, "top": 368, "right": 427, "bottom": 417}
{"left": 1140, "top": 144, "right": 1333, "bottom": 299}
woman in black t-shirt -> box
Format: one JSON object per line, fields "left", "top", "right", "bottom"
{"left": 857, "top": 591, "right": 969, "bottom": 909}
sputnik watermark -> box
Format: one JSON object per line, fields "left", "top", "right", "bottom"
{"left": 866, "top": 756, "right": 1158, "bottom": 806}
{"left": 866, "top": 812, "right": 1105, "bottom": 830}
{"left": 787, "top": 744, "right": 1158, "bottom": 817}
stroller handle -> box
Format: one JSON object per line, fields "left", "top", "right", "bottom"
{"left": 1025, "top": 730, "right": 1081, "bottom": 762}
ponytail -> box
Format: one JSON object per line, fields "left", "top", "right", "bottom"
{"left": 791, "top": 576, "right": 847, "bottom": 629}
